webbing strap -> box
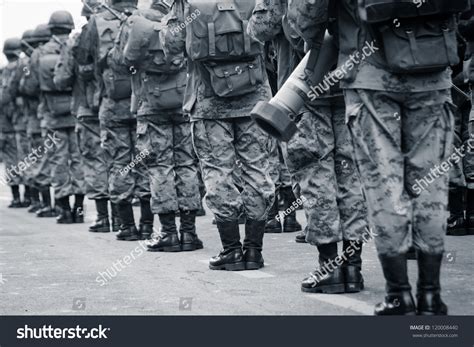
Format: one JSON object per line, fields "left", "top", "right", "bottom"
{"left": 208, "top": 22, "right": 216, "bottom": 56}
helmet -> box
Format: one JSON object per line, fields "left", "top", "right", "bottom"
{"left": 81, "top": 0, "right": 101, "bottom": 17}
{"left": 32, "top": 24, "right": 52, "bottom": 43}
{"left": 22, "top": 30, "right": 36, "bottom": 44}
{"left": 3, "top": 38, "right": 22, "bottom": 56}
{"left": 48, "top": 10, "right": 75, "bottom": 30}
{"left": 110, "top": 0, "right": 138, "bottom": 5}
{"left": 151, "top": 0, "right": 172, "bottom": 14}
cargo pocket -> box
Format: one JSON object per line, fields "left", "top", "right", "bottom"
{"left": 136, "top": 120, "right": 151, "bottom": 166}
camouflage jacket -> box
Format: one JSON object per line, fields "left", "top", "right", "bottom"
{"left": 27, "top": 35, "right": 76, "bottom": 129}
{"left": 161, "top": 0, "right": 272, "bottom": 121}
{"left": 0, "top": 60, "right": 20, "bottom": 133}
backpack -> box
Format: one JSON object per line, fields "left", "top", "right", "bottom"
{"left": 39, "top": 52, "right": 61, "bottom": 92}
{"left": 357, "top": 0, "right": 471, "bottom": 73}
{"left": 185, "top": 0, "right": 264, "bottom": 61}
{"left": 123, "top": 10, "right": 185, "bottom": 73}
{"left": 95, "top": 15, "right": 122, "bottom": 65}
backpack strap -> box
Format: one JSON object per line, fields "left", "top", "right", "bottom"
{"left": 242, "top": 20, "right": 251, "bottom": 54}
{"left": 208, "top": 22, "right": 216, "bottom": 56}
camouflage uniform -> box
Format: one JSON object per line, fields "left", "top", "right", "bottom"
{"left": 161, "top": 1, "right": 275, "bottom": 223}
{"left": 0, "top": 60, "right": 22, "bottom": 187}
{"left": 27, "top": 35, "right": 85, "bottom": 200}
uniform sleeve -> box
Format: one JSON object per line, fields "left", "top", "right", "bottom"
{"left": 161, "top": 0, "right": 186, "bottom": 59}
{"left": 286, "top": 0, "right": 329, "bottom": 48}
{"left": 247, "top": 0, "right": 285, "bottom": 44}
{"left": 54, "top": 38, "right": 76, "bottom": 90}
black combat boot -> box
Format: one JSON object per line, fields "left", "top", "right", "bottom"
{"left": 111, "top": 203, "right": 121, "bottom": 232}
{"left": 243, "top": 219, "right": 266, "bottom": 270}
{"left": 210, "top": 220, "right": 245, "bottom": 271}
{"left": 138, "top": 198, "right": 154, "bottom": 240}
{"left": 465, "top": 188, "right": 474, "bottom": 235}
{"left": 8, "top": 185, "right": 22, "bottom": 208}
{"left": 416, "top": 253, "right": 448, "bottom": 315}
{"left": 56, "top": 196, "right": 74, "bottom": 224}
{"left": 295, "top": 229, "right": 307, "bottom": 243}
{"left": 27, "top": 188, "right": 41, "bottom": 213}
{"left": 179, "top": 210, "right": 204, "bottom": 251}
{"left": 147, "top": 213, "right": 181, "bottom": 252}
{"left": 447, "top": 187, "right": 467, "bottom": 236}
{"left": 116, "top": 201, "right": 141, "bottom": 241}
{"left": 407, "top": 246, "right": 418, "bottom": 260}
{"left": 374, "top": 255, "right": 416, "bottom": 315}
{"left": 21, "top": 186, "right": 32, "bottom": 207}
{"left": 89, "top": 199, "right": 110, "bottom": 233}
{"left": 36, "top": 188, "right": 56, "bottom": 217}
{"left": 265, "top": 190, "right": 282, "bottom": 233}
{"left": 281, "top": 187, "right": 302, "bottom": 233}
{"left": 301, "top": 243, "right": 346, "bottom": 294}
{"left": 72, "top": 194, "right": 85, "bottom": 224}
{"left": 342, "top": 240, "right": 364, "bottom": 293}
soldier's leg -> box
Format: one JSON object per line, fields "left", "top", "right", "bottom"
{"left": 137, "top": 118, "right": 179, "bottom": 249}
{"left": 346, "top": 89, "right": 414, "bottom": 315}
{"left": 2, "top": 132, "right": 22, "bottom": 207}
{"left": 15, "top": 130, "right": 32, "bottom": 207}
{"left": 234, "top": 117, "right": 275, "bottom": 270}
{"left": 130, "top": 120, "right": 153, "bottom": 239}
{"left": 68, "top": 126, "right": 86, "bottom": 224}
{"left": 102, "top": 122, "right": 139, "bottom": 241}
{"left": 265, "top": 137, "right": 283, "bottom": 233}
{"left": 173, "top": 120, "right": 203, "bottom": 251}
{"left": 48, "top": 127, "right": 75, "bottom": 224}
{"left": 192, "top": 119, "right": 246, "bottom": 271}
{"left": 26, "top": 133, "right": 43, "bottom": 213}
{"left": 33, "top": 131, "right": 55, "bottom": 217}
{"left": 405, "top": 90, "right": 453, "bottom": 316}
{"left": 461, "top": 87, "right": 474, "bottom": 235}
{"left": 447, "top": 86, "right": 468, "bottom": 235}
{"left": 77, "top": 120, "right": 110, "bottom": 232}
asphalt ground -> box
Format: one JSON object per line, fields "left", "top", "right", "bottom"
{"left": 0, "top": 172, "right": 473, "bottom": 316}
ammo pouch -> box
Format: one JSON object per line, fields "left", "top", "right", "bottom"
{"left": 142, "top": 70, "right": 187, "bottom": 110}
{"left": 102, "top": 68, "right": 132, "bottom": 101}
{"left": 203, "top": 56, "right": 265, "bottom": 97}
{"left": 376, "top": 16, "right": 460, "bottom": 73}
{"left": 44, "top": 92, "right": 72, "bottom": 117}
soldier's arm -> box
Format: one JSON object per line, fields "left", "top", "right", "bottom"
{"left": 54, "top": 38, "right": 76, "bottom": 90}
{"left": 247, "top": 0, "right": 285, "bottom": 44}
{"left": 161, "top": 0, "right": 186, "bottom": 58}
{"left": 286, "top": 0, "right": 330, "bottom": 48}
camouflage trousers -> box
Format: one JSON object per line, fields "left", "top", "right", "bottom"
{"left": 15, "top": 130, "right": 30, "bottom": 185}
{"left": 100, "top": 119, "right": 150, "bottom": 204}
{"left": 0, "top": 132, "right": 21, "bottom": 186}
{"left": 25, "top": 132, "right": 43, "bottom": 188}
{"left": 284, "top": 100, "right": 368, "bottom": 246}
{"left": 345, "top": 89, "right": 454, "bottom": 256}
{"left": 136, "top": 116, "right": 202, "bottom": 214}
{"left": 76, "top": 119, "right": 109, "bottom": 200}
{"left": 30, "top": 130, "right": 53, "bottom": 190}
{"left": 450, "top": 85, "right": 474, "bottom": 189}
{"left": 192, "top": 117, "right": 275, "bottom": 222}
{"left": 268, "top": 139, "right": 293, "bottom": 189}
{"left": 49, "top": 127, "right": 85, "bottom": 199}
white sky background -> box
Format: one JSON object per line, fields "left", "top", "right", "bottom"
{"left": 0, "top": 0, "right": 151, "bottom": 66}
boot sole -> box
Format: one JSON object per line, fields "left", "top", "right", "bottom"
{"left": 345, "top": 282, "right": 364, "bottom": 293}
{"left": 209, "top": 262, "right": 246, "bottom": 271}
{"left": 245, "top": 262, "right": 264, "bottom": 270}
{"left": 116, "top": 236, "right": 141, "bottom": 241}
{"left": 301, "top": 283, "right": 346, "bottom": 294}
{"left": 89, "top": 228, "right": 111, "bottom": 233}
{"left": 265, "top": 228, "right": 282, "bottom": 234}
{"left": 181, "top": 244, "right": 204, "bottom": 252}
{"left": 447, "top": 228, "right": 467, "bottom": 236}
{"left": 295, "top": 239, "right": 307, "bottom": 244}
{"left": 147, "top": 245, "right": 182, "bottom": 252}
{"left": 283, "top": 225, "right": 302, "bottom": 233}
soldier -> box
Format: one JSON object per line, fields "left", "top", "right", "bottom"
{"left": 56, "top": 0, "right": 120, "bottom": 233}
{"left": 448, "top": 16, "right": 474, "bottom": 236}
{"left": 81, "top": 0, "right": 154, "bottom": 241}
{"left": 249, "top": 0, "right": 368, "bottom": 294}
{"left": 21, "top": 24, "right": 57, "bottom": 218}
{"left": 27, "top": 11, "right": 86, "bottom": 224}
{"left": 1, "top": 38, "right": 28, "bottom": 208}
{"left": 161, "top": 0, "right": 275, "bottom": 270}
{"left": 113, "top": 0, "right": 204, "bottom": 250}
{"left": 288, "top": 0, "right": 462, "bottom": 314}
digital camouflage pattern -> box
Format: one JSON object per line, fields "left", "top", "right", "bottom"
{"left": 285, "top": 101, "right": 368, "bottom": 245}
{"left": 247, "top": 0, "right": 286, "bottom": 45}
{"left": 0, "top": 133, "right": 21, "bottom": 186}
{"left": 345, "top": 89, "right": 454, "bottom": 256}
{"left": 29, "top": 128, "right": 53, "bottom": 190}
{"left": 76, "top": 120, "right": 109, "bottom": 200}
{"left": 136, "top": 117, "right": 202, "bottom": 214}
{"left": 192, "top": 118, "right": 275, "bottom": 222}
